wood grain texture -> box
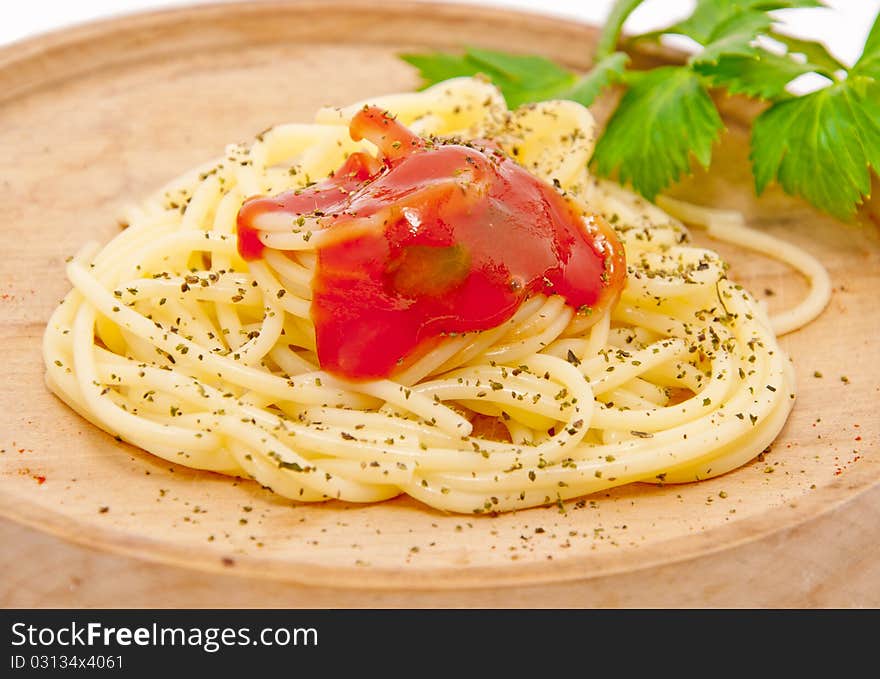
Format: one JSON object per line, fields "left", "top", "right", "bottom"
{"left": 0, "top": 0, "right": 878, "bottom": 606}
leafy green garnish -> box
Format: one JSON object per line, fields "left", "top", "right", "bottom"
{"left": 593, "top": 67, "right": 724, "bottom": 199}
{"left": 852, "top": 13, "right": 880, "bottom": 78}
{"left": 565, "top": 52, "right": 630, "bottom": 107}
{"left": 662, "top": 0, "right": 823, "bottom": 45}
{"left": 595, "top": 0, "right": 644, "bottom": 59}
{"left": 752, "top": 47, "right": 880, "bottom": 220}
{"left": 693, "top": 52, "right": 819, "bottom": 100}
{"left": 401, "top": 47, "right": 627, "bottom": 109}
{"left": 767, "top": 29, "right": 846, "bottom": 75}
{"left": 689, "top": 10, "right": 774, "bottom": 65}
{"left": 399, "top": 0, "right": 880, "bottom": 220}
{"left": 399, "top": 51, "right": 573, "bottom": 108}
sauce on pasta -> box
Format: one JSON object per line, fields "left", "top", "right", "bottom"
{"left": 237, "top": 106, "right": 625, "bottom": 379}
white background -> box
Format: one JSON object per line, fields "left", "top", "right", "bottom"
{"left": 1, "top": 0, "right": 878, "bottom": 69}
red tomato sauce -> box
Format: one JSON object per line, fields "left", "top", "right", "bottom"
{"left": 237, "top": 106, "right": 625, "bottom": 379}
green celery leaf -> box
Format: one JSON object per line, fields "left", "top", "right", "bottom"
{"left": 691, "top": 10, "right": 774, "bottom": 64}
{"left": 562, "top": 52, "right": 629, "bottom": 106}
{"left": 591, "top": 67, "right": 724, "bottom": 199}
{"left": 465, "top": 49, "right": 575, "bottom": 88}
{"left": 750, "top": 75, "right": 880, "bottom": 220}
{"left": 851, "top": 10, "right": 880, "bottom": 78}
{"left": 668, "top": 1, "right": 823, "bottom": 44}
{"left": 767, "top": 30, "right": 845, "bottom": 74}
{"left": 464, "top": 48, "right": 576, "bottom": 107}
{"left": 400, "top": 48, "right": 628, "bottom": 109}
{"left": 596, "top": 0, "right": 647, "bottom": 59}
{"left": 694, "top": 49, "right": 822, "bottom": 99}
{"left": 399, "top": 53, "right": 483, "bottom": 85}
{"left": 862, "top": 8, "right": 880, "bottom": 57}
{"left": 401, "top": 49, "right": 575, "bottom": 108}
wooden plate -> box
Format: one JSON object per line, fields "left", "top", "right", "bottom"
{"left": 1, "top": 1, "right": 878, "bottom": 605}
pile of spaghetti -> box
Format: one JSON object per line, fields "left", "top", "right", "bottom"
{"left": 43, "top": 78, "right": 829, "bottom": 514}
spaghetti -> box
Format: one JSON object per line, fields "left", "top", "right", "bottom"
{"left": 43, "top": 77, "right": 830, "bottom": 513}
